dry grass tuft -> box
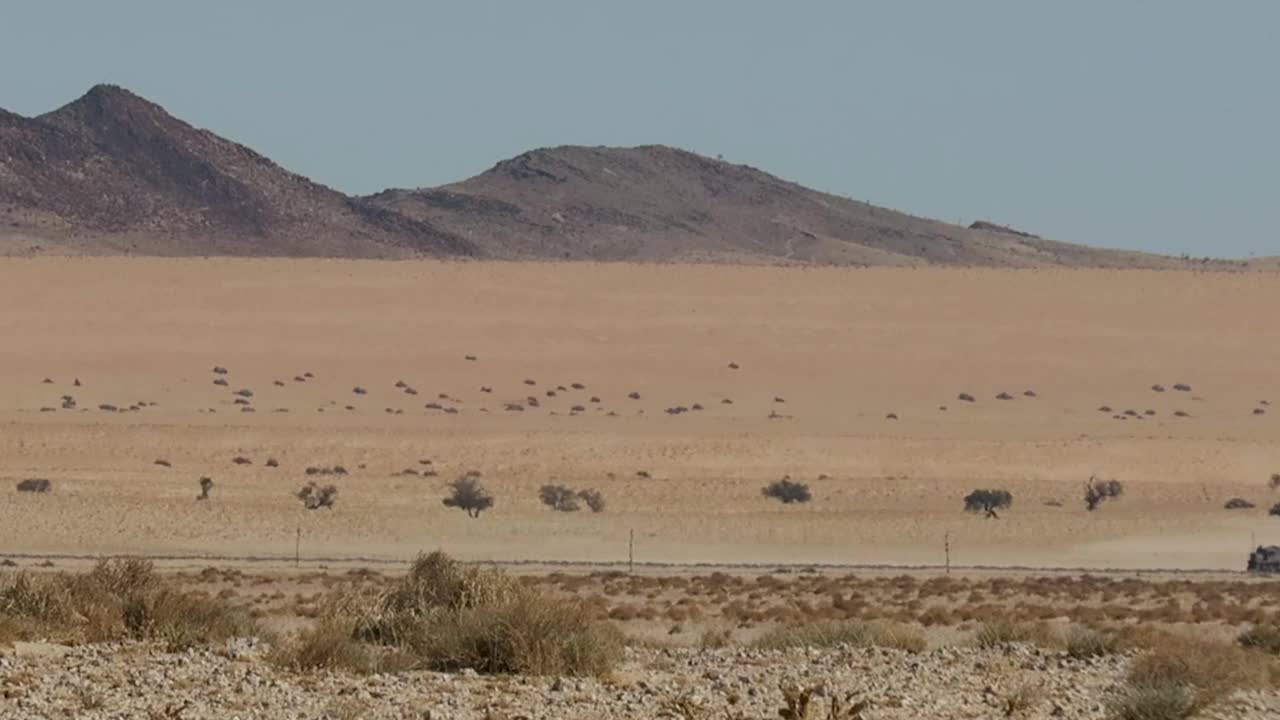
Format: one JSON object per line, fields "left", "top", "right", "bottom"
{"left": 271, "top": 551, "right": 621, "bottom": 677}
{"left": 754, "top": 620, "right": 925, "bottom": 653}
{"left": 0, "top": 558, "right": 256, "bottom": 649}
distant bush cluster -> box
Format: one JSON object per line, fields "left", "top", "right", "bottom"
{"left": 762, "top": 477, "right": 811, "bottom": 504}
{"left": 539, "top": 484, "right": 606, "bottom": 513}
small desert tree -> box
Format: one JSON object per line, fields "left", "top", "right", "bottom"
{"left": 197, "top": 476, "right": 213, "bottom": 501}
{"left": 539, "top": 484, "right": 580, "bottom": 512}
{"left": 964, "top": 489, "right": 1012, "bottom": 519}
{"left": 444, "top": 472, "right": 494, "bottom": 518}
{"left": 1270, "top": 473, "right": 1280, "bottom": 491}
{"left": 762, "top": 477, "right": 812, "bottom": 504}
{"left": 1084, "top": 476, "right": 1124, "bottom": 511}
{"left": 297, "top": 481, "right": 338, "bottom": 510}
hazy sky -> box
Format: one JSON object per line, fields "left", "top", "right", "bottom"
{"left": 2, "top": 1, "right": 1277, "bottom": 257}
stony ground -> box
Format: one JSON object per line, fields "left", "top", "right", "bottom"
{"left": 3, "top": 641, "right": 1279, "bottom": 719}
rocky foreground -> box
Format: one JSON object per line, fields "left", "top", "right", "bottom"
{"left": 2, "top": 640, "right": 1278, "bottom": 719}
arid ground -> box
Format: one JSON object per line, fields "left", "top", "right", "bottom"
{"left": 1, "top": 259, "right": 1278, "bottom": 572}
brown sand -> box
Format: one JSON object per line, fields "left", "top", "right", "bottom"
{"left": 0, "top": 259, "right": 1276, "bottom": 571}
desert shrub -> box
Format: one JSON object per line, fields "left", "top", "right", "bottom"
{"left": 539, "top": 485, "right": 580, "bottom": 512}
{"left": 1173, "top": 383, "right": 1191, "bottom": 392}
{"left": 297, "top": 482, "right": 338, "bottom": 510}
{"left": 957, "top": 392, "right": 975, "bottom": 402}
{"left": 1062, "top": 624, "right": 1121, "bottom": 658}
{"left": 1111, "top": 634, "right": 1269, "bottom": 719}
{"left": 276, "top": 551, "right": 620, "bottom": 677}
{"left": 412, "top": 592, "right": 622, "bottom": 675}
{"left": 0, "top": 558, "right": 256, "bottom": 647}
{"left": 1238, "top": 625, "right": 1280, "bottom": 655}
{"left": 975, "top": 620, "right": 1045, "bottom": 648}
{"left": 1269, "top": 502, "right": 1280, "bottom": 518}
{"left": 1084, "top": 476, "right": 1124, "bottom": 511}
{"left": 762, "top": 478, "right": 812, "bottom": 504}
{"left": 1270, "top": 473, "right": 1280, "bottom": 491}
{"left": 963, "top": 489, "right": 1012, "bottom": 519}
{"left": 15, "top": 478, "right": 51, "bottom": 493}
{"left": 538, "top": 485, "right": 605, "bottom": 513}
{"left": 1223, "top": 497, "right": 1255, "bottom": 510}
{"left": 352, "top": 386, "right": 367, "bottom": 395}
{"left": 443, "top": 473, "right": 494, "bottom": 518}
{"left": 197, "top": 477, "right": 213, "bottom": 501}
{"left": 577, "top": 488, "right": 606, "bottom": 513}
{"left": 754, "top": 620, "right": 924, "bottom": 653}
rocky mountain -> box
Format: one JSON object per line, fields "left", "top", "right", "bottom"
{"left": 0, "top": 84, "right": 1210, "bottom": 268}
{"left": 0, "top": 85, "right": 473, "bottom": 257}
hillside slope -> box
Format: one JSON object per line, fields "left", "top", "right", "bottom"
{"left": 368, "top": 145, "right": 1177, "bottom": 267}
{"left": 0, "top": 85, "right": 474, "bottom": 257}
{"left": 0, "top": 85, "right": 1221, "bottom": 268}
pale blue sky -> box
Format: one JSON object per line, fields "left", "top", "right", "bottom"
{"left": 2, "top": 1, "right": 1277, "bottom": 257}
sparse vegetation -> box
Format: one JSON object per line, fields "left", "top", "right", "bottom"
{"left": 963, "top": 489, "right": 1012, "bottom": 519}
{"left": 297, "top": 482, "right": 338, "bottom": 510}
{"left": 762, "top": 477, "right": 812, "bottom": 504}
{"left": 443, "top": 472, "right": 494, "bottom": 518}
{"left": 1084, "top": 476, "right": 1124, "bottom": 511}
{"left": 1224, "top": 497, "right": 1255, "bottom": 510}
{"left": 754, "top": 620, "right": 924, "bottom": 653}
{"left": 0, "top": 558, "right": 256, "bottom": 649}
{"left": 270, "top": 551, "right": 620, "bottom": 676}
{"left": 16, "top": 478, "right": 51, "bottom": 493}
{"left": 196, "top": 477, "right": 213, "bottom": 501}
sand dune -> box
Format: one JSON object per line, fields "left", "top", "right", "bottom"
{"left": 0, "top": 259, "right": 1276, "bottom": 571}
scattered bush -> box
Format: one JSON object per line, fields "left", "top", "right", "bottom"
{"left": 1062, "top": 625, "right": 1120, "bottom": 658}
{"left": 974, "top": 621, "right": 1049, "bottom": 648}
{"left": 232, "top": 456, "right": 252, "bottom": 466}
{"left": 539, "top": 485, "right": 580, "bottom": 512}
{"left": 627, "top": 391, "right": 641, "bottom": 400}
{"left": 1084, "top": 476, "right": 1124, "bottom": 511}
{"left": 153, "top": 459, "right": 171, "bottom": 468}
{"left": 995, "top": 392, "right": 1013, "bottom": 400}
{"left": 16, "top": 478, "right": 51, "bottom": 493}
{"left": 0, "top": 558, "right": 256, "bottom": 648}
{"left": 1269, "top": 473, "right": 1280, "bottom": 491}
{"left": 443, "top": 473, "right": 494, "bottom": 518}
{"left": 762, "top": 478, "right": 812, "bottom": 504}
{"left": 1173, "top": 383, "right": 1191, "bottom": 392}
{"left": 1270, "top": 502, "right": 1280, "bottom": 518}
{"left": 1224, "top": 498, "right": 1255, "bottom": 510}
{"left": 957, "top": 393, "right": 975, "bottom": 402}
{"left": 273, "top": 552, "right": 620, "bottom": 676}
{"left": 577, "top": 488, "right": 606, "bottom": 513}
{"left": 1238, "top": 625, "right": 1280, "bottom": 655}
{"left": 754, "top": 621, "right": 924, "bottom": 653}
{"left": 297, "top": 482, "right": 338, "bottom": 510}
{"left": 1111, "top": 634, "right": 1268, "bottom": 720}
{"left": 963, "top": 489, "right": 1012, "bottom": 519}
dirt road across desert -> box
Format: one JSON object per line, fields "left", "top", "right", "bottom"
{"left": 0, "top": 258, "right": 1276, "bottom": 572}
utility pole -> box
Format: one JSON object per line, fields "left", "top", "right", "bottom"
{"left": 628, "top": 529, "right": 635, "bottom": 574}
{"left": 295, "top": 524, "right": 301, "bottom": 568}
{"left": 944, "top": 531, "right": 951, "bottom": 575}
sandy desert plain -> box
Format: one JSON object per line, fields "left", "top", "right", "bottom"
{"left": 4, "top": 258, "right": 1280, "bottom": 719}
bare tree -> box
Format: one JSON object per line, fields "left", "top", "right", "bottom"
{"left": 443, "top": 472, "right": 494, "bottom": 519}
{"left": 963, "top": 489, "right": 1012, "bottom": 519}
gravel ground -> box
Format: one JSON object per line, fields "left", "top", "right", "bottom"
{"left": 2, "top": 640, "right": 1279, "bottom": 719}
